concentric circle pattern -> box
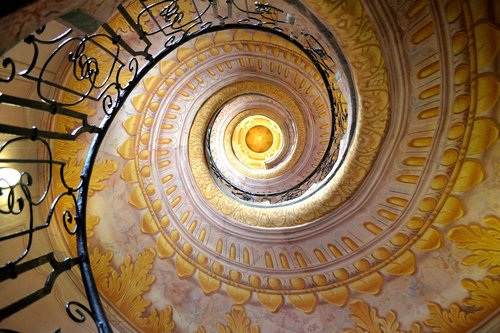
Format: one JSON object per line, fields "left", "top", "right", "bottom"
{"left": 194, "top": 30, "right": 350, "bottom": 206}
{"left": 117, "top": 16, "right": 388, "bottom": 299}
{"left": 207, "top": 83, "right": 307, "bottom": 186}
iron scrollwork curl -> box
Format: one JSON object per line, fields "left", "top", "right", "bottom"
{"left": 0, "top": 58, "right": 16, "bottom": 83}
{"left": 0, "top": 26, "right": 139, "bottom": 120}
{"left": 65, "top": 301, "right": 95, "bottom": 324}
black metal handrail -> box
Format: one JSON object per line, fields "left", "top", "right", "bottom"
{"left": 0, "top": 1, "right": 350, "bottom": 331}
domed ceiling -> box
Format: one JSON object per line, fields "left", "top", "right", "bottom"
{"left": 2, "top": 0, "right": 498, "bottom": 332}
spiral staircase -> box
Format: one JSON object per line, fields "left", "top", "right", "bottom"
{"left": 0, "top": 0, "right": 499, "bottom": 332}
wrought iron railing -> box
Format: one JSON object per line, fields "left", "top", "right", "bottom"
{"left": 0, "top": 0, "right": 349, "bottom": 331}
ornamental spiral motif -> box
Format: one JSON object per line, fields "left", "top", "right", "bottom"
{"left": 38, "top": 0, "right": 499, "bottom": 331}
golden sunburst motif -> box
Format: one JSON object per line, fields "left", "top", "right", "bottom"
{"left": 245, "top": 125, "right": 274, "bottom": 154}
{"left": 231, "top": 115, "right": 283, "bottom": 169}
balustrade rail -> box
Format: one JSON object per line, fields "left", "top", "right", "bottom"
{"left": 0, "top": 1, "right": 347, "bottom": 331}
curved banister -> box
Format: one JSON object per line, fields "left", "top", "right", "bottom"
{"left": 0, "top": 1, "right": 349, "bottom": 331}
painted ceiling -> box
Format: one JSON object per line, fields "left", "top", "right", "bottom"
{"left": 1, "top": 0, "right": 499, "bottom": 332}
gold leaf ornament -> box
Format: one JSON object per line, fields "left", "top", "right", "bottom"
{"left": 175, "top": 255, "right": 196, "bottom": 278}
{"left": 320, "top": 285, "right": 349, "bottom": 306}
{"left": 198, "top": 271, "right": 221, "bottom": 295}
{"left": 53, "top": 140, "right": 85, "bottom": 160}
{"left": 104, "top": 249, "right": 156, "bottom": 317}
{"left": 425, "top": 302, "right": 470, "bottom": 333}
{"left": 349, "top": 272, "right": 384, "bottom": 295}
{"left": 60, "top": 159, "right": 85, "bottom": 191}
{"left": 145, "top": 307, "right": 176, "bottom": 333}
{"left": 89, "top": 159, "right": 118, "bottom": 194}
{"left": 215, "top": 305, "right": 260, "bottom": 333}
{"left": 288, "top": 293, "right": 318, "bottom": 313}
{"left": 90, "top": 247, "right": 113, "bottom": 287}
{"left": 226, "top": 285, "right": 252, "bottom": 305}
{"left": 383, "top": 250, "right": 416, "bottom": 275}
{"left": 467, "top": 118, "right": 499, "bottom": 155}
{"left": 256, "top": 293, "right": 284, "bottom": 313}
{"left": 345, "top": 299, "right": 421, "bottom": 333}
{"left": 447, "top": 216, "right": 500, "bottom": 271}
{"left": 86, "top": 215, "right": 100, "bottom": 238}
{"left": 452, "top": 159, "right": 485, "bottom": 192}
{"left": 425, "top": 216, "right": 500, "bottom": 332}
{"left": 462, "top": 277, "right": 500, "bottom": 311}
{"left": 90, "top": 247, "right": 175, "bottom": 332}
{"left": 58, "top": 158, "right": 118, "bottom": 197}
{"left": 413, "top": 227, "right": 442, "bottom": 251}
{"left": 424, "top": 277, "right": 500, "bottom": 332}
{"left": 434, "top": 196, "right": 464, "bottom": 225}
